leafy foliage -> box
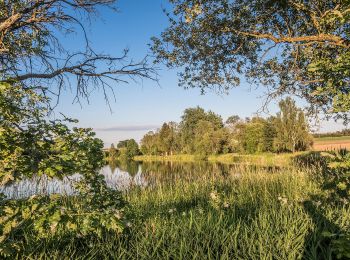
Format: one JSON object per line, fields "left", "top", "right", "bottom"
{"left": 293, "top": 150, "right": 350, "bottom": 258}
{"left": 0, "top": 82, "right": 126, "bottom": 256}
{"left": 0, "top": 83, "right": 103, "bottom": 184}
{"left": 152, "top": 0, "right": 350, "bottom": 118}
{"left": 179, "top": 107, "right": 224, "bottom": 154}
{"left": 140, "top": 107, "right": 230, "bottom": 158}
{"left": 235, "top": 117, "right": 276, "bottom": 154}
{"left": 325, "top": 150, "right": 350, "bottom": 205}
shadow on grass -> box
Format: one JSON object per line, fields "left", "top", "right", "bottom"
{"left": 132, "top": 192, "right": 263, "bottom": 233}
{"left": 294, "top": 152, "right": 349, "bottom": 259}
{"left": 302, "top": 200, "right": 342, "bottom": 259}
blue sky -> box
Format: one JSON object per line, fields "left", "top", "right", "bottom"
{"left": 54, "top": 0, "right": 345, "bottom": 147}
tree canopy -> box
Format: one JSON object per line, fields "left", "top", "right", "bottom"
{"left": 152, "top": 0, "right": 350, "bottom": 119}
{"left": 180, "top": 106, "right": 224, "bottom": 153}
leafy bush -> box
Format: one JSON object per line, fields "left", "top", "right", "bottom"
{"left": 0, "top": 83, "right": 127, "bottom": 256}
{"left": 326, "top": 149, "right": 350, "bottom": 204}
{"left": 293, "top": 150, "right": 350, "bottom": 258}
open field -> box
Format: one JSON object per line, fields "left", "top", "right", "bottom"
{"left": 313, "top": 136, "right": 350, "bottom": 151}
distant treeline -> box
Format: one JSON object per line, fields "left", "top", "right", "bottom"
{"left": 106, "top": 98, "right": 313, "bottom": 160}
{"left": 313, "top": 129, "right": 350, "bottom": 138}
{"left": 137, "top": 98, "right": 312, "bottom": 158}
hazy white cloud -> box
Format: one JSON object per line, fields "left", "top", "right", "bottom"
{"left": 95, "top": 125, "right": 159, "bottom": 132}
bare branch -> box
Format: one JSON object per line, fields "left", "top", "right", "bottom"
{"left": 0, "top": 0, "right": 157, "bottom": 104}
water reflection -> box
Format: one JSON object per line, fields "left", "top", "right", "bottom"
{"left": 0, "top": 160, "right": 281, "bottom": 199}
{"left": 0, "top": 174, "right": 82, "bottom": 200}
{"left": 102, "top": 162, "right": 148, "bottom": 190}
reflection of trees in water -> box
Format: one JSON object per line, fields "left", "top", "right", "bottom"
{"left": 103, "top": 160, "right": 150, "bottom": 190}
{"left": 101, "top": 166, "right": 133, "bottom": 190}
{"left": 139, "top": 161, "right": 240, "bottom": 185}
{"left": 108, "top": 160, "right": 118, "bottom": 174}
{"left": 138, "top": 162, "right": 285, "bottom": 188}
{"left": 0, "top": 174, "right": 81, "bottom": 199}
{"left": 117, "top": 160, "right": 140, "bottom": 177}
{"left": 108, "top": 159, "right": 140, "bottom": 176}
{"left": 2, "top": 161, "right": 284, "bottom": 200}
{"left": 2, "top": 162, "right": 145, "bottom": 199}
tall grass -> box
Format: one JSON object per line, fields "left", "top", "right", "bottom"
{"left": 15, "top": 164, "right": 350, "bottom": 259}
{"left": 208, "top": 152, "right": 300, "bottom": 166}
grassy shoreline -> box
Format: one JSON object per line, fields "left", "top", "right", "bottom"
{"left": 17, "top": 165, "right": 350, "bottom": 259}
{"left": 134, "top": 152, "right": 304, "bottom": 167}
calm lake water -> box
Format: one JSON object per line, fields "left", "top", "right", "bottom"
{"left": 0, "top": 161, "right": 280, "bottom": 199}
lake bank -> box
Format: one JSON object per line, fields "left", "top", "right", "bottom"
{"left": 14, "top": 161, "right": 350, "bottom": 259}
{"left": 134, "top": 152, "right": 305, "bottom": 167}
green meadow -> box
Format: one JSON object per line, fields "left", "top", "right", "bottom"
{"left": 12, "top": 159, "right": 350, "bottom": 259}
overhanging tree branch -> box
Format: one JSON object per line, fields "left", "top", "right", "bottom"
{"left": 0, "top": 0, "right": 157, "bottom": 103}
{"left": 231, "top": 31, "right": 350, "bottom": 48}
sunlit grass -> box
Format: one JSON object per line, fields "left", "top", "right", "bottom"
{"left": 208, "top": 152, "right": 303, "bottom": 166}
{"left": 134, "top": 154, "right": 196, "bottom": 162}
{"left": 16, "top": 164, "right": 350, "bottom": 259}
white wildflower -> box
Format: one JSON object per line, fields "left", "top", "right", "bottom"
{"left": 281, "top": 198, "right": 288, "bottom": 205}
{"left": 168, "top": 208, "right": 176, "bottom": 214}
{"left": 210, "top": 191, "right": 218, "bottom": 200}
{"left": 115, "top": 211, "right": 122, "bottom": 219}
{"left": 278, "top": 195, "right": 288, "bottom": 205}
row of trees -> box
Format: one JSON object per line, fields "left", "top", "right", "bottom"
{"left": 139, "top": 98, "right": 313, "bottom": 157}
